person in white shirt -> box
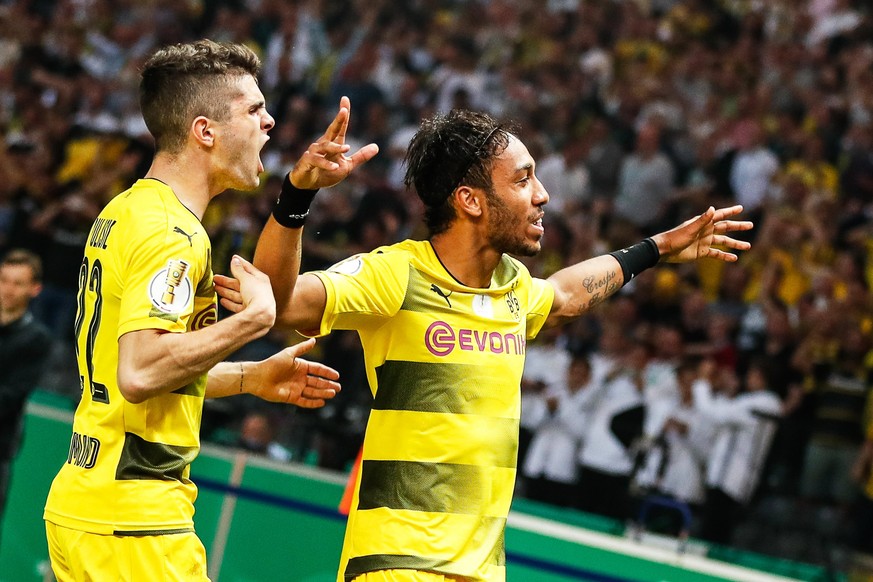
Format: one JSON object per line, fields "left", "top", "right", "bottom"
{"left": 634, "top": 361, "right": 707, "bottom": 503}
{"left": 523, "top": 353, "right": 599, "bottom": 507}
{"left": 728, "top": 119, "right": 780, "bottom": 213}
{"left": 613, "top": 123, "right": 676, "bottom": 233}
{"left": 632, "top": 361, "right": 708, "bottom": 535}
{"left": 577, "top": 339, "right": 650, "bottom": 520}
{"left": 695, "top": 359, "right": 782, "bottom": 544}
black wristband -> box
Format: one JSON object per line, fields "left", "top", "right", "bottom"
{"left": 608, "top": 237, "right": 660, "bottom": 285}
{"left": 272, "top": 173, "right": 318, "bottom": 228}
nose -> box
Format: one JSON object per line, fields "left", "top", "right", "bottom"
{"left": 533, "top": 175, "right": 549, "bottom": 206}
{"left": 263, "top": 110, "right": 275, "bottom": 132}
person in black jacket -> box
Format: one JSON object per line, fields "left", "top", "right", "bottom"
{"left": 0, "top": 249, "right": 51, "bottom": 533}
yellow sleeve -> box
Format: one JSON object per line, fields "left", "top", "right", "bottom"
{"left": 116, "top": 209, "right": 206, "bottom": 338}
{"left": 524, "top": 276, "right": 555, "bottom": 340}
{"left": 311, "top": 251, "right": 409, "bottom": 336}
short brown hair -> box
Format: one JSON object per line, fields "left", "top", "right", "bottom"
{"left": 1, "top": 249, "right": 43, "bottom": 283}
{"left": 140, "top": 39, "right": 262, "bottom": 154}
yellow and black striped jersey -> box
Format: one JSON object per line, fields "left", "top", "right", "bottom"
{"left": 312, "top": 239, "right": 554, "bottom": 582}
{"left": 44, "top": 178, "right": 217, "bottom": 535}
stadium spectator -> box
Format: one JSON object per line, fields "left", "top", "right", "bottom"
{"left": 523, "top": 352, "right": 596, "bottom": 508}
{"left": 696, "top": 360, "right": 783, "bottom": 545}
{"left": 0, "top": 249, "right": 50, "bottom": 541}
{"left": 577, "top": 338, "right": 651, "bottom": 521}
{"left": 237, "top": 411, "right": 294, "bottom": 463}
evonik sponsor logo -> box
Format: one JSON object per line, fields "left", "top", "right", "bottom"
{"left": 424, "top": 320, "right": 526, "bottom": 357}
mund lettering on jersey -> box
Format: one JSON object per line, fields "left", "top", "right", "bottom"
{"left": 88, "top": 218, "right": 117, "bottom": 250}
{"left": 424, "top": 320, "right": 526, "bottom": 357}
{"left": 66, "top": 431, "right": 101, "bottom": 469}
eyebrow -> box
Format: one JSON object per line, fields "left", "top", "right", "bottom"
{"left": 514, "top": 162, "right": 534, "bottom": 175}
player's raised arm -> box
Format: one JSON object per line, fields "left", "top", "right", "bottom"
{"left": 253, "top": 96, "right": 379, "bottom": 327}
{"left": 545, "top": 205, "right": 752, "bottom": 327}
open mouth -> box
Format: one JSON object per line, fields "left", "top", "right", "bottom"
{"left": 258, "top": 136, "right": 269, "bottom": 173}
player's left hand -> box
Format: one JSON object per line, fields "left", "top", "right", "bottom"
{"left": 651, "top": 205, "right": 753, "bottom": 263}
{"left": 248, "top": 338, "right": 340, "bottom": 407}
{"left": 288, "top": 96, "right": 379, "bottom": 190}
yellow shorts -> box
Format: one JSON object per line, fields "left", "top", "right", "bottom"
{"left": 45, "top": 521, "right": 209, "bottom": 582}
{"left": 351, "top": 570, "right": 467, "bottom": 582}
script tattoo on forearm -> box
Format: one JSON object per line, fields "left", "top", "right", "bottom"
{"left": 582, "top": 269, "right": 617, "bottom": 295}
{"left": 577, "top": 270, "right": 619, "bottom": 313}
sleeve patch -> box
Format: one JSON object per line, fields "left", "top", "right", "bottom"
{"left": 147, "top": 259, "right": 193, "bottom": 315}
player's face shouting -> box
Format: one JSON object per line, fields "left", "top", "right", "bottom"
{"left": 216, "top": 74, "right": 275, "bottom": 191}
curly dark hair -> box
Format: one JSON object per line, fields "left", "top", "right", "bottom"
{"left": 404, "top": 109, "right": 517, "bottom": 236}
{"left": 140, "top": 40, "right": 262, "bottom": 154}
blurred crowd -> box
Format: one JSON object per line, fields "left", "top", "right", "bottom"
{"left": 3, "top": 0, "right": 873, "bottom": 572}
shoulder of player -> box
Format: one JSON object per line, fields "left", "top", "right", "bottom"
{"left": 105, "top": 182, "right": 202, "bottom": 236}
{"left": 356, "top": 240, "right": 420, "bottom": 268}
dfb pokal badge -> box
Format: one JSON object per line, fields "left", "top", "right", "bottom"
{"left": 149, "top": 259, "right": 192, "bottom": 314}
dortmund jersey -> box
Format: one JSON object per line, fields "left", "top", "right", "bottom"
{"left": 44, "top": 178, "right": 217, "bottom": 535}
{"left": 313, "top": 240, "right": 554, "bottom": 582}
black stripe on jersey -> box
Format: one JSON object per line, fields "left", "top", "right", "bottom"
{"left": 344, "top": 529, "right": 505, "bottom": 580}
{"left": 344, "top": 555, "right": 452, "bottom": 580}
{"left": 115, "top": 432, "right": 197, "bottom": 481}
{"left": 374, "top": 360, "right": 515, "bottom": 416}
{"left": 358, "top": 459, "right": 497, "bottom": 514}
{"left": 114, "top": 527, "right": 195, "bottom": 536}
{"left": 374, "top": 360, "right": 470, "bottom": 413}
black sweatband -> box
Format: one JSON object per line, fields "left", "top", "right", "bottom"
{"left": 608, "top": 237, "right": 660, "bottom": 285}
{"left": 272, "top": 173, "right": 318, "bottom": 228}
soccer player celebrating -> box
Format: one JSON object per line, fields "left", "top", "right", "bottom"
{"left": 222, "top": 109, "right": 752, "bottom": 582}
{"left": 43, "top": 40, "right": 377, "bottom": 581}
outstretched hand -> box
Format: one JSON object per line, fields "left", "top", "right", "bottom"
{"left": 652, "top": 205, "right": 753, "bottom": 263}
{"left": 248, "top": 337, "right": 340, "bottom": 408}
{"left": 288, "top": 96, "right": 380, "bottom": 190}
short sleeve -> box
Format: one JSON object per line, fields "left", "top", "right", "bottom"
{"left": 524, "top": 277, "right": 555, "bottom": 340}
{"left": 117, "top": 213, "right": 205, "bottom": 338}
{"left": 310, "top": 251, "right": 409, "bottom": 336}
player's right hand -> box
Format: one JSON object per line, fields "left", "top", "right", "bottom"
{"left": 288, "top": 96, "right": 379, "bottom": 190}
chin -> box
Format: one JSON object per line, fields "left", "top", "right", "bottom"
{"left": 235, "top": 174, "right": 261, "bottom": 192}
{"left": 511, "top": 242, "right": 541, "bottom": 257}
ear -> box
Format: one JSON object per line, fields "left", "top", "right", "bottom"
{"left": 191, "top": 116, "right": 215, "bottom": 148}
{"left": 29, "top": 283, "right": 42, "bottom": 300}
{"left": 452, "top": 185, "right": 485, "bottom": 218}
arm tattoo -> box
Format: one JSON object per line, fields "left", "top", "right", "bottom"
{"left": 582, "top": 270, "right": 618, "bottom": 294}
{"left": 576, "top": 271, "right": 619, "bottom": 315}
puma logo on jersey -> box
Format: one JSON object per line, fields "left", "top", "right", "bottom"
{"left": 430, "top": 284, "right": 453, "bottom": 308}
{"left": 173, "top": 226, "right": 197, "bottom": 247}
